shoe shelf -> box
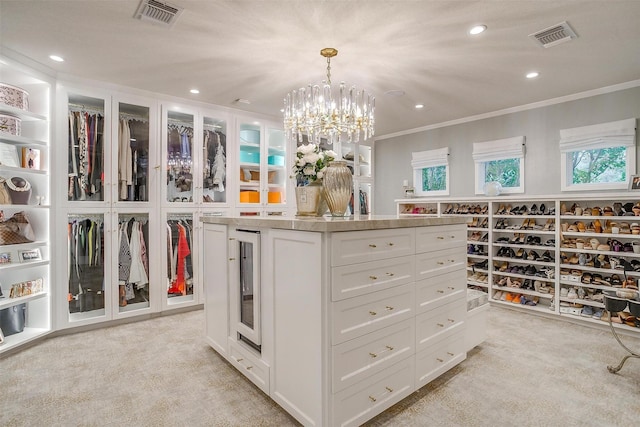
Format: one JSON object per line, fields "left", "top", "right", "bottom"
{"left": 559, "top": 263, "right": 640, "bottom": 277}
{"left": 492, "top": 270, "right": 555, "bottom": 284}
{"left": 493, "top": 257, "right": 555, "bottom": 268}
{"left": 558, "top": 297, "right": 605, "bottom": 309}
{"left": 491, "top": 298, "right": 554, "bottom": 314}
{"left": 493, "top": 286, "right": 553, "bottom": 300}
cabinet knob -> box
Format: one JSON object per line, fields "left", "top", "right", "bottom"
{"left": 387, "top": 242, "right": 394, "bottom": 246}
{"left": 385, "top": 345, "right": 394, "bottom": 351}
{"left": 369, "top": 396, "right": 377, "bottom": 403}
{"left": 385, "top": 306, "right": 394, "bottom": 311}
{"left": 447, "top": 352, "right": 454, "bottom": 356}
{"left": 369, "top": 275, "right": 378, "bottom": 280}
{"left": 437, "top": 289, "right": 444, "bottom": 294}
{"left": 437, "top": 261, "right": 444, "bottom": 265}
{"left": 448, "top": 286, "right": 455, "bottom": 290}
{"left": 229, "top": 258, "right": 236, "bottom": 261}
{"left": 369, "top": 311, "right": 377, "bottom": 316}
{"left": 369, "top": 244, "right": 377, "bottom": 248}
{"left": 437, "top": 236, "right": 445, "bottom": 240}
{"left": 237, "top": 358, "right": 243, "bottom": 362}
{"left": 246, "top": 366, "right": 253, "bottom": 370}
{"left": 448, "top": 318, "right": 455, "bottom": 323}
{"left": 437, "top": 323, "right": 444, "bottom": 327}
{"left": 385, "top": 386, "right": 393, "bottom": 393}
{"left": 369, "top": 352, "right": 378, "bottom": 358}
{"left": 385, "top": 272, "right": 395, "bottom": 277}
{"left": 436, "top": 358, "right": 444, "bottom": 363}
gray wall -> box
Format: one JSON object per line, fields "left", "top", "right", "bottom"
{"left": 374, "top": 86, "right": 640, "bottom": 214}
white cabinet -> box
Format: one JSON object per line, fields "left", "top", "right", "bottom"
{"left": 202, "top": 220, "right": 467, "bottom": 426}
{"left": 0, "top": 56, "right": 52, "bottom": 353}
{"left": 237, "top": 117, "right": 288, "bottom": 216}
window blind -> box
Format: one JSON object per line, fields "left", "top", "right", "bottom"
{"left": 559, "top": 118, "right": 636, "bottom": 152}
{"left": 411, "top": 147, "right": 449, "bottom": 169}
{"left": 472, "top": 136, "right": 525, "bottom": 162}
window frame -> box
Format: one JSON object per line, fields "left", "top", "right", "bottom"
{"left": 559, "top": 118, "right": 637, "bottom": 192}
{"left": 472, "top": 136, "right": 525, "bottom": 195}
{"left": 411, "top": 147, "right": 449, "bottom": 197}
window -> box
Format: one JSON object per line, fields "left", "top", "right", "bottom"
{"left": 560, "top": 118, "right": 636, "bottom": 191}
{"left": 411, "top": 147, "right": 449, "bottom": 196}
{"left": 472, "top": 136, "right": 525, "bottom": 194}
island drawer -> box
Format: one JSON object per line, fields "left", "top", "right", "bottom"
{"left": 415, "top": 298, "right": 466, "bottom": 352}
{"left": 331, "top": 283, "right": 415, "bottom": 345}
{"left": 415, "top": 246, "right": 465, "bottom": 280}
{"left": 332, "top": 356, "right": 414, "bottom": 427}
{"left": 415, "top": 268, "right": 466, "bottom": 314}
{"left": 229, "top": 340, "right": 270, "bottom": 395}
{"left": 415, "top": 224, "right": 466, "bottom": 254}
{"left": 331, "top": 256, "right": 415, "bottom": 301}
{"left": 330, "top": 228, "right": 415, "bottom": 267}
{"left": 415, "top": 331, "right": 466, "bottom": 388}
{"left": 332, "top": 318, "right": 414, "bottom": 393}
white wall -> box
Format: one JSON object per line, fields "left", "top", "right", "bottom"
{"left": 374, "top": 85, "right": 640, "bottom": 214}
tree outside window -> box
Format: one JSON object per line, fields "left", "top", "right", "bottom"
{"left": 484, "top": 158, "right": 520, "bottom": 188}
{"left": 421, "top": 165, "right": 447, "bottom": 192}
{"left": 570, "top": 147, "right": 626, "bottom": 184}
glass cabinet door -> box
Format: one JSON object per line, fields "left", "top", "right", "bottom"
{"left": 116, "top": 213, "right": 150, "bottom": 312}
{"left": 266, "top": 127, "right": 286, "bottom": 206}
{"left": 166, "top": 213, "right": 195, "bottom": 304}
{"left": 116, "top": 102, "right": 150, "bottom": 202}
{"left": 67, "top": 95, "right": 106, "bottom": 202}
{"left": 166, "top": 110, "right": 194, "bottom": 204}
{"left": 67, "top": 214, "right": 106, "bottom": 320}
{"left": 238, "top": 122, "right": 261, "bottom": 205}
{"left": 202, "top": 116, "right": 227, "bottom": 204}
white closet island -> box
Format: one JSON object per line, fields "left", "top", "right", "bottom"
{"left": 201, "top": 215, "right": 468, "bottom": 427}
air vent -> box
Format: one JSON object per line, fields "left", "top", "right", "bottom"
{"left": 134, "top": 0, "right": 183, "bottom": 27}
{"left": 529, "top": 21, "right": 578, "bottom": 48}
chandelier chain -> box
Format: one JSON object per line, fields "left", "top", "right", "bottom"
{"left": 326, "top": 57, "right": 332, "bottom": 85}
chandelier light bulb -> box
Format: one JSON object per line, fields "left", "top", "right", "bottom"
{"left": 283, "top": 48, "right": 375, "bottom": 145}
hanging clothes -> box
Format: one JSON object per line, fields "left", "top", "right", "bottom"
{"left": 167, "top": 219, "right": 193, "bottom": 295}
{"left": 68, "top": 218, "right": 104, "bottom": 313}
{"left": 68, "top": 109, "right": 104, "bottom": 201}
{"left": 118, "top": 119, "right": 133, "bottom": 200}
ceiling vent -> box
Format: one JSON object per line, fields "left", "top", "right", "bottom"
{"left": 134, "top": 0, "right": 183, "bottom": 28}
{"left": 529, "top": 21, "right": 578, "bottom": 48}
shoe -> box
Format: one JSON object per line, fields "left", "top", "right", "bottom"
{"left": 567, "top": 288, "right": 578, "bottom": 299}
{"left": 592, "top": 309, "right": 604, "bottom": 320}
{"left": 580, "top": 306, "right": 594, "bottom": 317}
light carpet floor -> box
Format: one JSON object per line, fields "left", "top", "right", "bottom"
{"left": 1, "top": 305, "right": 639, "bottom": 427}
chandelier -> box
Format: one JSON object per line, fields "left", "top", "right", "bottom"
{"left": 283, "top": 48, "right": 375, "bottom": 145}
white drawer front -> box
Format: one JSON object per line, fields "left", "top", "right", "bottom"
{"left": 331, "top": 228, "right": 415, "bottom": 267}
{"left": 415, "top": 331, "right": 466, "bottom": 388}
{"left": 229, "top": 340, "right": 270, "bottom": 395}
{"left": 331, "top": 256, "right": 415, "bottom": 301}
{"left": 415, "top": 247, "right": 465, "bottom": 280}
{"left": 332, "top": 357, "right": 415, "bottom": 427}
{"left": 332, "top": 318, "right": 415, "bottom": 393}
{"left": 332, "top": 283, "right": 415, "bottom": 345}
{"left": 415, "top": 269, "right": 466, "bottom": 314}
{"left": 415, "top": 298, "right": 466, "bottom": 352}
{"left": 415, "top": 224, "right": 466, "bottom": 254}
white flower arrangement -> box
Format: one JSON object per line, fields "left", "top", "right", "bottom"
{"left": 292, "top": 144, "right": 337, "bottom": 186}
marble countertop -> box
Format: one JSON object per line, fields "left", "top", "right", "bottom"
{"left": 200, "top": 214, "right": 466, "bottom": 232}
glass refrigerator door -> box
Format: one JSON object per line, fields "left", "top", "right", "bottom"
{"left": 116, "top": 102, "right": 150, "bottom": 202}
{"left": 167, "top": 111, "right": 194, "bottom": 204}
{"left": 202, "top": 116, "right": 227, "bottom": 204}
{"left": 67, "top": 95, "right": 106, "bottom": 202}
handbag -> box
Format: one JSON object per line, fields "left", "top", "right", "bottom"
{"left": 0, "top": 210, "right": 35, "bottom": 245}
{"left": 0, "top": 303, "right": 26, "bottom": 336}
{"left": 0, "top": 176, "right": 11, "bottom": 204}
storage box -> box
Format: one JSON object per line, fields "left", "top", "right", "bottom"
{"left": 240, "top": 129, "right": 260, "bottom": 144}
{"left": 0, "top": 83, "right": 29, "bottom": 111}
{"left": 249, "top": 170, "right": 277, "bottom": 183}
{"left": 0, "top": 114, "right": 21, "bottom": 136}
{"left": 240, "top": 191, "right": 260, "bottom": 203}
{"left": 240, "top": 151, "right": 260, "bottom": 164}
{"left": 268, "top": 155, "right": 285, "bottom": 166}
{"left": 268, "top": 191, "right": 282, "bottom": 203}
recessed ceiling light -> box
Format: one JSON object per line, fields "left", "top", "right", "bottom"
{"left": 190, "top": 89, "right": 200, "bottom": 94}
{"left": 49, "top": 55, "right": 64, "bottom": 62}
{"left": 469, "top": 25, "right": 487, "bottom": 35}
{"left": 415, "top": 104, "right": 424, "bottom": 109}
{"left": 526, "top": 71, "right": 540, "bottom": 79}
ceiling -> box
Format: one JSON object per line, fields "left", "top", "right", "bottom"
{"left": 1, "top": 0, "right": 640, "bottom": 138}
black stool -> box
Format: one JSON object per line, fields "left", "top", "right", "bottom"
{"left": 603, "top": 292, "right": 640, "bottom": 373}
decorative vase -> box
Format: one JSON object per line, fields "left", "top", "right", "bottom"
{"left": 295, "top": 183, "right": 322, "bottom": 216}
{"left": 322, "top": 160, "right": 352, "bottom": 217}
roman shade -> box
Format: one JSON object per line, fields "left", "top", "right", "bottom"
{"left": 472, "top": 136, "right": 525, "bottom": 162}
{"left": 559, "top": 118, "right": 636, "bottom": 152}
{"left": 411, "top": 147, "right": 449, "bottom": 169}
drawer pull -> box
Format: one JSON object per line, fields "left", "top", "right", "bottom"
{"left": 437, "top": 289, "right": 444, "bottom": 294}
{"left": 385, "top": 306, "right": 394, "bottom": 311}
{"left": 369, "top": 244, "right": 377, "bottom": 248}
{"left": 385, "top": 387, "right": 393, "bottom": 393}
{"left": 450, "top": 235, "right": 456, "bottom": 239}
{"left": 437, "top": 323, "right": 444, "bottom": 327}
{"left": 448, "top": 286, "right": 455, "bottom": 290}
{"left": 369, "top": 275, "right": 378, "bottom": 280}
{"left": 246, "top": 366, "right": 253, "bottom": 370}
{"left": 369, "top": 352, "right": 378, "bottom": 358}
{"left": 229, "top": 258, "right": 236, "bottom": 261}
{"left": 437, "top": 236, "right": 444, "bottom": 240}
{"left": 386, "top": 272, "right": 395, "bottom": 277}
{"left": 436, "top": 358, "right": 444, "bottom": 363}
{"left": 385, "top": 345, "right": 394, "bottom": 351}
{"left": 447, "top": 352, "right": 454, "bottom": 356}
{"left": 369, "top": 311, "right": 377, "bottom": 316}
{"left": 369, "top": 395, "right": 377, "bottom": 402}
{"left": 450, "top": 259, "right": 456, "bottom": 263}
{"left": 387, "top": 242, "right": 394, "bottom": 246}
{"left": 237, "top": 358, "right": 243, "bottom": 362}
{"left": 228, "top": 237, "right": 236, "bottom": 241}
{"left": 448, "top": 318, "right": 455, "bottom": 323}
{"left": 437, "top": 261, "right": 444, "bottom": 265}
